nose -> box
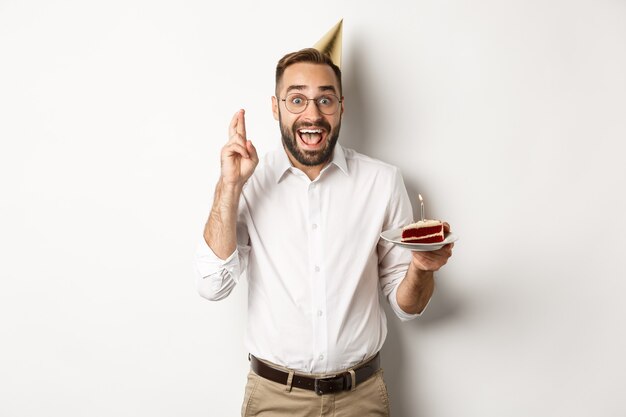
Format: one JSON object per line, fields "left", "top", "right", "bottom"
{"left": 302, "top": 99, "right": 323, "bottom": 120}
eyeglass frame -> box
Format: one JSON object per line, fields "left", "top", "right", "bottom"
{"left": 278, "top": 93, "right": 343, "bottom": 115}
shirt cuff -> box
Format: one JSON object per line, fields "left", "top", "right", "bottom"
{"left": 389, "top": 284, "right": 424, "bottom": 321}
{"left": 195, "top": 237, "right": 240, "bottom": 283}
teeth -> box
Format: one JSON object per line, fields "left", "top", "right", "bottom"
{"left": 298, "top": 128, "right": 323, "bottom": 145}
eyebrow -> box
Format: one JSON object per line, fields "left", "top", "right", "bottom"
{"left": 285, "top": 85, "right": 338, "bottom": 95}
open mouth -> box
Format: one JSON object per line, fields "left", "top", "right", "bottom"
{"left": 297, "top": 128, "right": 326, "bottom": 149}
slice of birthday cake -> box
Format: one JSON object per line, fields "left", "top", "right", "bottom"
{"left": 401, "top": 220, "right": 445, "bottom": 244}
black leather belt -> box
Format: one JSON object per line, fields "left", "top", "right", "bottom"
{"left": 249, "top": 353, "right": 380, "bottom": 395}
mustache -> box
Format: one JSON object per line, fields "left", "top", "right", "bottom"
{"left": 294, "top": 120, "right": 332, "bottom": 132}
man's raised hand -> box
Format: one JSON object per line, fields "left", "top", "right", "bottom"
{"left": 221, "top": 109, "right": 259, "bottom": 187}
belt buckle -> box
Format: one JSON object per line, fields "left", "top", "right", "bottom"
{"left": 314, "top": 374, "right": 343, "bottom": 395}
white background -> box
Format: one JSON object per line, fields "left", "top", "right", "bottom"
{"left": 1, "top": 1, "right": 625, "bottom": 416}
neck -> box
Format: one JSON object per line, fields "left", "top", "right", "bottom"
{"left": 285, "top": 150, "right": 327, "bottom": 181}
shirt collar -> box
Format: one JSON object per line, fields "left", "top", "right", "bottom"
{"left": 274, "top": 143, "right": 349, "bottom": 183}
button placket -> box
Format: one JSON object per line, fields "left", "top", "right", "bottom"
{"left": 308, "top": 181, "right": 327, "bottom": 369}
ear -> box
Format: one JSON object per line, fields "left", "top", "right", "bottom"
{"left": 272, "top": 96, "right": 279, "bottom": 121}
{"left": 340, "top": 96, "right": 345, "bottom": 116}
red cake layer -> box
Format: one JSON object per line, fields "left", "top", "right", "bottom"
{"left": 401, "top": 220, "right": 445, "bottom": 243}
{"left": 402, "top": 225, "right": 444, "bottom": 238}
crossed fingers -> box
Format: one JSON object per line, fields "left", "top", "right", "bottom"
{"left": 225, "top": 109, "right": 251, "bottom": 159}
{"left": 229, "top": 109, "right": 247, "bottom": 140}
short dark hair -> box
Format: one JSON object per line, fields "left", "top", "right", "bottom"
{"left": 275, "top": 48, "right": 342, "bottom": 96}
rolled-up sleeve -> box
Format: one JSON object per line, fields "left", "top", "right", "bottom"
{"left": 195, "top": 190, "right": 251, "bottom": 301}
{"left": 378, "top": 168, "right": 422, "bottom": 321}
{"left": 195, "top": 239, "right": 246, "bottom": 301}
{"left": 379, "top": 242, "right": 422, "bottom": 321}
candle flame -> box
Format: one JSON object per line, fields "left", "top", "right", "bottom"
{"left": 418, "top": 194, "right": 423, "bottom": 202}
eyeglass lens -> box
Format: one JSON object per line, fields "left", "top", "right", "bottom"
{"left": 284, "top": 93, "right": 340, "bottom": 115}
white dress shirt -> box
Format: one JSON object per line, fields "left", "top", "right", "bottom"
{"left": 195, "top": 144, "right": 420, "bottom": 374}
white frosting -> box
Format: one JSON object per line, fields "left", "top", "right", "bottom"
{"left": 401, "top": 219, "right": 442, "bottom": 231}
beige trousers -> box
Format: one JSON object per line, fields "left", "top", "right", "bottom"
{"left": 241, "top": 368, "right": 391, "bottom": 417}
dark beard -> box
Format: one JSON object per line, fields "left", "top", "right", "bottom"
{"left": 279, "top": 114, "right": 341, "bottom": 167}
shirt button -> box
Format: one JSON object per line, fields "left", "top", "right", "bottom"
{"left": 312, "top": 223, "right": 318, "bottom": 230}
{"left": 319, "top": 354, "right": 324, "bottom": 361}
{"left": 317, "top": 310, "right": 323, "bottom": 316}
{"left": 314, "top": 266, "right": 320, "bottom": 272}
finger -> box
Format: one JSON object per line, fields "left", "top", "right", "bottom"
{"left": 228, "top": 110, "right": 241, "bottom": 139}
{"left": 246, "top": 140, "right": 259, "bottom": 164}
{"left": 443, "top": 222, "right": 451, "bottom": 233}
{"left": 228, "top": 133, "right": 247, "bottom": 148}
{"left": 417, "top": 246, "right": 451, "bottom": 262}
{"left": 434, "top": 244, "right": 453, "bottom": 258}
{"left": 223, "top": 142, "right": 250, "bottom": 159}
{"left": 440, "top": 242, "right": 454, "bottom": 252}
{"left": 418, "top": 251, "right": 449, "bottom": 270}
{"left": 412, "top": 255, "right": 444, "bottom": 272}
{"left": 412, "top": 251, "right": 436, "bottom": 264}
{"left": 236, "top": 109, "right": 247, "bottom": 140}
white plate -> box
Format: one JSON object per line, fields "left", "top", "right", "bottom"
{"left": 380, "top": 228, "right": 458, "bottom": 251}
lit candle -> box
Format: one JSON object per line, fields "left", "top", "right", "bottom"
{"left": 418, "top": 194, "right": 425, "bottom": 222}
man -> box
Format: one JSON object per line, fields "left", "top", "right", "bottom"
{"left": 195, "top": 44, "right": 453, "bottom": 416}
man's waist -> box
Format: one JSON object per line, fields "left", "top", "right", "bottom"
{"left": 249, "top": 352, "right": 381, "bottom": 395}
{"left": 245, "top": 324, "right": 387, "bottom": 374}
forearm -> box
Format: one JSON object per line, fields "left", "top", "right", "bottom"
{"left": 396, "top": 263, "right": 435, "bottom": 315}
{"left": 204, "top": 177, "right": 243, "bottom": 260}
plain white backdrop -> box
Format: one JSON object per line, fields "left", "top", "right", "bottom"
{"left": 1, "top": 0, "right": 625, "bottom": 416}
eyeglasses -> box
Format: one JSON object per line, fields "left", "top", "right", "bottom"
{"left": 280, "top": 93, "right": 342, "bottom": 115}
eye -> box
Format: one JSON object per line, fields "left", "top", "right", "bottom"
{"left": 318, "top": 96, "right": 333, "bottom": 106}
{"left": 290, "top": 95, "right": 305, "bottom": 105}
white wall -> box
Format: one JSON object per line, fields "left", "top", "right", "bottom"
{"left": 1, "top": 1, "right": 625, "bottom": 416}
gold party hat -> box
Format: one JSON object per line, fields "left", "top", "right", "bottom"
{"left": 313, "top": 19, "right": 343, "bottom": 69}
